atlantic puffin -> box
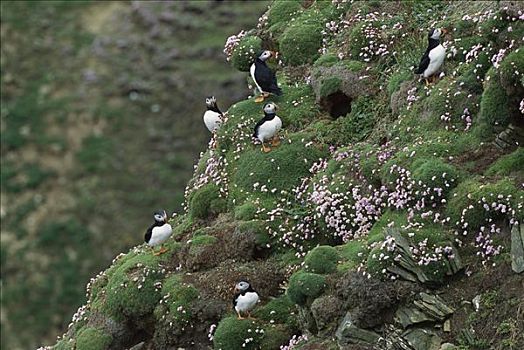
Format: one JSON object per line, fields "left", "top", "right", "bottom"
{"left": 144, "top": 210, "right": 172, "bottom": 255}
{"left": 250, "top": 50, "right": 282, "bottom": 103}
{"left": 415, "top": 28, "right": 447, "bottom": 84}
{"left": 203, "top": 96, "right": 223, "bottom": 133}
{"left": 233, "top": 280, "right": 259, "bottom": 319}
{"left": 253, "top": 102, "right": 282, "bottom": 153}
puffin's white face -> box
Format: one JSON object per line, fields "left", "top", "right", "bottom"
{"left": 263, "top": 102, "right": 277, "bottom": 114}
{"left": 429, "top": 28, "right": 442, "bottom": 40}
{"left": 206, "top": 96, "right": 217, "bottom": 107}
{"left": 258, "top": 50, "right": 272, "bottom": 61}
{"left": 154, "top": 210, "right": 167, "bottom": 223}
{"left": 235, "top": 281, "right": 250, "bottom": 292}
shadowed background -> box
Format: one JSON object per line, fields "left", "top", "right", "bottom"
{"left": 0, "top": 1, "right": 268, "bottom": 348}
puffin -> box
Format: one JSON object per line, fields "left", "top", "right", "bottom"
{"left": 250, "top": 50, "right": 282, "bottom": 103}
{"left": 203, "top": 96, "right": 223, "bottom": 133}
{"left": 253, "top": 102, "right": 282, "bottom": 153}
{"left": 415, "top": 28, "right": 447, "bottom": 84}
{"left": 144, "top": 210, "right": 172, "bottom": 255}
{"left": 233, "top": 280, "right": 259, "bottom": 319}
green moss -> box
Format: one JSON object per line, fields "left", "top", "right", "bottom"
{"left": 231, "top": 36, "right": 263, "bottom": 72}
{"left": 315, "top": 96, "right": 377, "bottom": 144}
{"left": 387, "top": 70, "right": 412, "bottom": 96}
{"left": 189, "top": 234, "right": 218, "bottom": 256}
{"left": 76, "top": 327, "right": 112, "bottom": 350}
{"left": 336, "top": 239, "right": 369, "bottom": 271}
{"left": 267, "top": 0, "right": 303, "bottom": 36}
{"left": 411, "top": 157, "right": 461, "bottom": 201}
{"left": 304, "top": 245, "right": 340, "bottom": 274}
{"left": 213, "top": 317, "right": 264, "bottom": 350}
{"left": 52, "top": 338, "right": 74, "bottom": 350}
{"left": 280, "top": 20, "right": 322, "bottom": 66}
{"left": 287, "top": 271, "right": 326, "bottom": 305}
{"left": 100, "top": 252, "right": 166, "bottom": 320}
{"left": 189, "top": 184, "right": 226, "bottom": 220}
{"left": 235, "top": 202, "right": 258, "bottom": 221}
{"left": 276, "top": 84, "right": 320, "bottom": 128}
{"left": 260, "top": 325, "right": 292, "bottom": 350}
{"left": 498, "top": 48, "right": 524, "bottom": 88}
{"left": 479, "top": 69, "right": 510, "bottom": 130}
{"left": 254, "top": 294, "right": 297, "bottom": 327}
{"left": 233, "top": 136, "right": 326, "bottom": 194}
{"left": 154, "top": 275, "right": 199, "bottom": 326}
{"left": 313, "top": 53, "right": 339, "bottom": 67}
{"left": 237, "top": 220, "right": 271, "bottom": 246}
{"left": 367, "top": 211, "right": 408, "bottom": 244}
{"left": 485, "top": 148, "right": 524, "bottom": 176}
{"left": 338, "top": 59, "right": 366, "bottom": 72}
{"left": 446, "top": 178, "right": 524, "bottom": 229}
{"left": 366, "top": 245, "right": 391, "bottom": 275}
{"left": 319, "top": 77, "right": 342, "bottom": 97}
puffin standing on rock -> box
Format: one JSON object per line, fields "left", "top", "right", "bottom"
{"left": 250, "top": 50, "right": 282, "bottom": 103}
{"left": 144, "top": 210, "right": 172, "bottom": 255}
{"left": 203, "top": 96, "right": 223, "bottom": 133}
{"left": 415, "top": 28, "right": 448, "bottom": 84}
{"left": 253, "top": 102, "right": 282, "bottom": 153}
{"left": 233, "top": 280, "right": 259, "bottom": 319}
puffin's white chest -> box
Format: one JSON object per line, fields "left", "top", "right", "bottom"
{"left": 250, "top": 63, "right": 262, "bottom": 93}
{"left": 235, "top": 291, "right": 259, "bottom": 312}
{"left": 203, "top": 110, "right": 222, "bottom": 132}
{"left": 424, "top": 44, "right": 446, "bottom": 77}
{"left": 147, "top": 223, "right": 172, "bottom": 246}
{"left": 257, "top": 116, "right": 282, "bottom": 142}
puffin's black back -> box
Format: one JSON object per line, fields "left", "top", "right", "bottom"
{"left": 254, "top": 59, "right": 282, "bottom": 95}
{"left": 144, "top": 220, "right": 163, "bottom": 243}
{"left": 414, "top": 31, "right": 441, "bottom": 74}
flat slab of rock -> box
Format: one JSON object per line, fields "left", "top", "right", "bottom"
{"left": 403, "top": 328, "right": 441, "bottom": 350}
{"left": 336, "top": 312, "right": 381, "bottom": 346}
{"left": 395, "top": 293, "right": 454, "bottom": 328}
{"left": 511, "top": 224, "right": 524, "bottom": 273}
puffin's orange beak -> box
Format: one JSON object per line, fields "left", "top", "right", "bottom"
{"left": 234, "top": 287, "right": 240, "bottom": 293}
{"left": 441, "top": 28, "right": 449, "bottom": 35}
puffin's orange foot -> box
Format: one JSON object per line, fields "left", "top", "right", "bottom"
{"left": 153, "top": 247, "right": 168, "bottom": 256}
{"left": 271, "top": 137, "right": 280, "bottom": 147}
{"left": 254, "top": 95, "right": 265, "bottom": 103}
{"left": 261, "top": 144, "right": 271, "bottom": 153}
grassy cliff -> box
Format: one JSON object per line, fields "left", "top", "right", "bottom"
{"left": 33, "top": 0, "right": 524, "bottom": 349}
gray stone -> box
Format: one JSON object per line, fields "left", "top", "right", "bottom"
{"left": 511, "top": 224, "right": 524, "bottom": 273}
{"left": 403, "top": 328, "right": 441, "bottom": 350}
{"left": 395, "top": 293, "right": 454, "bottom": 328}
{"left": 440, "top": 343, "right": 457, "bottom": 350}
{"left": 336, "top": 312, "right": 381, "bottom": 346}
{"left": 384, "top": 228, "right": 462, "bottom": 284}
{"left": 396, "top": 306, "right": 433, "bottom": 328}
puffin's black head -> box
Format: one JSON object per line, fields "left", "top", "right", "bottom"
{"left": 263, "top": 102, "right": 277, "bottom": 115}
{"left": 234, "top": 280, "right": 252, "bottom": 293}
{"left": 428, "top": 28, "right": 447, "bottom": 40}
{"left": 153, "top": 210, "right": 168, "bottom": 224}
{"left": 205, "top": 96, "right": 218, "bottom": 109}
{"left": 257, "top": 50, "right": 273, "bottom": 62}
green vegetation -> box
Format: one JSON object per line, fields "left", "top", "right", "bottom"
{"left": 280, "top": 23, "right": 323, "bottom": 66}
{"left": 319, "top": 77, "right": 342, "bottom": 97}
{"left": 287, "top": 271, "right": 326, "bottom": 305}
{"left": 100, "top": 252, "right": 166, "bottom": 320}
{"left": 267, "top": 0, "right": 303, "bottom": 36}
{"left": 189, "top": 184, "right": 227, "bottom": 220}
{"left": 254, "top": 294, "right": 297, "bottom": 327}
{"left": 76, "top": 327, "right": 112, "bottom": 350}
{"left": 337, "top": 239, "right": 369, "bottom": 271}
{"left": 233, "top": 138, "right": 326, "bottom": 194}
{"left": 304, "top": 245, "right": 341, "bottom": 274}
{"left": 231, "top": 35, "right": 263, "bottom": 72}
{"left": 213, "top": 317, "right": 264, "bottom": 350}
{"left": 485, "top": 148, "right": 524, "bottom": 176}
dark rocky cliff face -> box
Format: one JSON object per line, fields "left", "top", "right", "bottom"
{"left": 5, "top": 0, "right": 524, "bottom": 349}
